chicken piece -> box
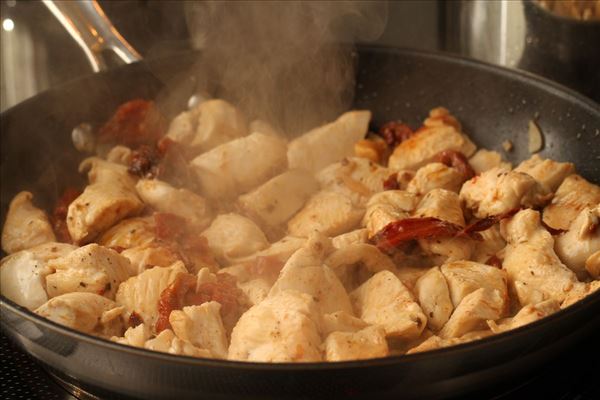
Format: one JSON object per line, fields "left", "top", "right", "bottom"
{"left": 287, "top": 110, "right": 371, "bottom": 174}
{"left": 469, "top": 149, "right": 511, "bottom": 174}
{"left": 169, "top": 302, "right": 228, "bottom": 359}
{"left": 230, "top": 236, "right": 306, "bottom": 266}
{"left": 324, "top": 325, "right": 388, "bottom": 362}
{"left": 190, "top": 132, "right": 287, "bottom": 200}
{"left": 332, "top": 229, "right": 369, "bottom": 249}
{"left": 288, "top": 190, "right": 364, "bottom": 238}
{"left": 460, "top": 167, "right": 550, "bottom": 218}
{"left": 394, "top": 266, "right": 430, "bottom": 292}
{"left": 321, "top": 311, "right": 368, "bottom": 336}
{"left": 269, "top": 234, "right": 353, "bottom": 315}
{"left": 560, "top": 281, "right": 600, "bottom": 309}
{"left": 1, "top": 191, "right": 56, "bottom": 254}
{"left": 350, "top": 270, "right": 427, "bottom": 339}
{"left": 35, "top": 292, "right": 124, "bottom": 337}
{"left": 543, "top": 174, "right": 600, "bottom": 231}
{"left": 316, "top": 157, "right": 392, "bottom": 207}
{"left": 111, "top": 323, "right": 151, "bottom": 348}
{"left": 116, "top": 262, "right": 188, "bottom": 330}
{"left": 414, "top": 267, "right": 454, "bottom": 331}
{"left": 166, "top": 99, "right": 247, "bottom": 154}
{"left": 439, "top": 288, "right": 504, "bottom": 339}
{"left": 238, "top": 170, "right": 319, "bottom": 238}
{"left": 202, "top": 213, "right": 269, "bottom": 266}
{"left": 45, "top": 244, "right": 131, "bottom": 300}
{"left": 555, "top": 206, "right": 600, "bottom": 278}
{"left": 501, "top": 209, "right": 582, "bottom": 306}
{"left": 97, "top": 216, "right": 156, "bottom": 249}
{"left": 487, "top": 299, "right": 560, "bottom": 334}
{"left": 406, "top": 162, "right": 465, "bottom": 196}
{"left": 249, "top": 119, "right": 280, "bottom": 137}
{"left": 120, "top": 244, "right": 181, "bottom": 276}
{"left": 586, "top": 251, "right": 600, "bottom": 279}
{"left": 0, "top": 243, "right": 76, "bottom": 310}
{"left": 67, "top": 157, "right": 144, "bottom": 244}
{"left": 144, "top": 329, "right": 212, "bottom": 358}
{"left": 388, "top": 112, "right": 476, "bottom": 171}
{"left": 471, "top": 225, "right": 506, "bottom": 264}
{"left": 135, "top": 179, "right": 212, "bottom": 230}
{"left": 363, "top": 190, "right": 419, "bottom": 237}
{"left": 415, "top": 189, "right": 473, "bottom": 264}
{"left": 514, "top": 154, "right": 574, "bottom": 192}
{"left": 440, "top": 260, "right": 508, "bottom": 311}
{"left": 105, "top": 145, "right": 133, "bottom": 165}
{"left": 228, "top": 290, "right": 322, "bottom": 362}
{"left": 407, "top": 329, "right": 493, "bottom": 354}
{"left": 325, "top": 243, "right": 396, "bottom": 292}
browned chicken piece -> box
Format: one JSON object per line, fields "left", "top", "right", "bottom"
{"left": 269, "top": 234, "right": 353, "bottom": 315}
{"left": 414, "top": 267, "right": 454, "bottom": 331}
{"left": 439, "top": 288, "right": 504, "bottom": 339}
{"left": 165, "top": 99, "right": 248, "bottom": 155}
{"left": 120, "top": 244, "right": 181, "bottom": 276}
{"left": 350, "top": 270, "right": 427, "bottom": 340}
{"left": 202, "top": 213, "right": 269, "bottom": 266}
{"left": 415, "top": 189, "right": 474, "bottom": 263}
{"left": 469, "top": 149, "right": 511, "bottom": 174}
{"left": 487, "top": 299, "right": 560, "bottom": 334}
{"left": 554, "top": 205, "right": 600, "bottom": 278}
{"left": 317, "top": 157, "right": 393, "bottom": 207}
{"left": 514, "top": 154, "right": 575, "bottom": 192}
{"left": 332, "top": 228, "right": 369, "bottom": 248}
{"left": 324, "top": 325, "right": 389, "bottom": 361}
{"left": 143, "top": 329, "right": 212, "bottom": 358}
{"left": 287, "top": 190, "right": 364, "bottom": 237}
{"left": 45, "top": 244, "right": 132, "bottom": 300}
{"left": 67, "top": 158, "right": 144, "bottom": 244}
{"left": 35, "top": 292, "right": 124, "bottom": 337}
{"left": 407, "top": 329, "right": 493, "bottom": 354}
{"left": 471, "top": 225, "right": 506, "bottom": 264}
{"left": 362, "top": 190, "right": 419, "bottom": 237}
{"left": 238, "top": 170, "right": 319, "bottom": 239}
{"left": 388, "top": 108, "right": 476, "bottom": 171}
{"left": 501, "top": 209, "right": 582, "bottom": 306}
{"left": 543, "top": 174, "right": 600, "bottom": 231}
{"left": 440, "top": 260, "right": 508, "bottom": 312}
{"left": 190, "top": 132, "right": 288, "bottom": 200}
{"left": 560, "top": 281, "right": 600, "bottom": 309}
{"left": 321, "top": 311, "right": 368, "bottom": 335}
{"left": 586, "top": 251, "right": 600, "bottom": 279}
{"left": 406, "top": 162, "right": 465, "bottom": 195}
{"left": 105, "top": 145, "right": 133, "bottom": 165}
{"left": 1, "top": 191, "right": 56, "bottom": 254}
{"left": 97, "top": 216, "right": 156, "bottom": 249}
{"left": 287, "top": 110, "right": 371, "bottom": 174}
{"left": 460, "top": 167, "right": 550, "bottom": 218}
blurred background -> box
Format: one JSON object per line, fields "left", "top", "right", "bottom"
{"left": 1, "top": 0, "right": 599, "bottom": 112}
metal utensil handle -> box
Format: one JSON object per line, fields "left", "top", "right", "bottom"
{"left": 42, "top": 0, "right": 142, "bottom": 72}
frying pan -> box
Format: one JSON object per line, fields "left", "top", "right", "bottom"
{"left": 2, "top": 5, "right": 600, "bottom": 400}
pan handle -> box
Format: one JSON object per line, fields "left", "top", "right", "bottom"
{"left": 42, "top": 0, "right": 142, "bottom": 72}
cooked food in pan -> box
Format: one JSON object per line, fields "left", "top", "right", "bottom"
{"left": 1, "top": 99, "right": 598, "bottom": 362}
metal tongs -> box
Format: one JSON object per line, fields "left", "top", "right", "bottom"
{"left": 42, "top": 0, "right": 142, "bottom": 72}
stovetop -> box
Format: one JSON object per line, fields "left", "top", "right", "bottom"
{"left": 2, "top": 331, "right": 599, "bottom": 400}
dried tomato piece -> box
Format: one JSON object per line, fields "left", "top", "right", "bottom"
{"left": 459, "top": 208, "right": 521, "bottom": 237}
{"left": 434, "top": 150, "right": 476, "bottom": 180}
{"left": 155, "top": 272, "right": 242, "bottom": 333}
{"left": 378, "top": 122, "right": 415, "bottom": 148}
{"left": 372, "top": 217, "right": 464, "bottom": 252}
{"left": 128, "top": 311, "right": 144, "bottom": 328}
{"left": 50, "top": 187, "right": 82, "bottom": 243}
{"left": 383, "top": 173, "right": 400, "bottom": 191}
{"left": 486, "top": 255, "right": 503, "bottom": 268}
{"left": 98, "top": 99, "right": 166, "bottom": 147}
{"left": 154, "top": 212, "right": 187, "bottom": 242}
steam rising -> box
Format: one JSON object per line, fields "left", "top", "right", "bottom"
{"left": 183, "top": 1, "right": 387, "bottom": 135}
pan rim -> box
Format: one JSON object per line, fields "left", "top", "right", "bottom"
{"left": 1, "top": 46, "right": 599, "bottom": 371}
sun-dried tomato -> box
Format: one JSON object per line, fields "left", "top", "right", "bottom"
{"left": 378, "top": 122, "right": 415, "bottom": 148}
{"left": 128, "top": 311, "right": 144, "bottom": 328}
{"left": 98, "top": 99, "right": 166, "bottom": 147}
{"left": 154, "top": 212, "right": 187, "bottom": 242}
{"left": 155, "top": 272, "right": 242, "bottom": 333}
{"left": 372, "top": 217, "right": 465, "bottom": 252}
{"left": 383, "top": 173, "right": 400, "bottom": 190}
{"left": 486, "top": 255, "right": 503, "bottom": 268}
{"left": 50, "top": 187, "right": 81, "bottom": 243}
{"left": 434, "top": 150, "right": 476, "bottom": 180}
{"left": 128, "top": 144, "right": 162, "bottom": 178}
{"left": 459, "top": 208, "right": 521, "bottom": 237}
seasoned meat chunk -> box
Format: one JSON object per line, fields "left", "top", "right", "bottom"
{"left": 543, "top": 174, "right": 600, "bottom": 231}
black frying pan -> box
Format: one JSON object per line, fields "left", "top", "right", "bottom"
{"left": 1, "top": 48, "right": 600, "bottom": 400}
